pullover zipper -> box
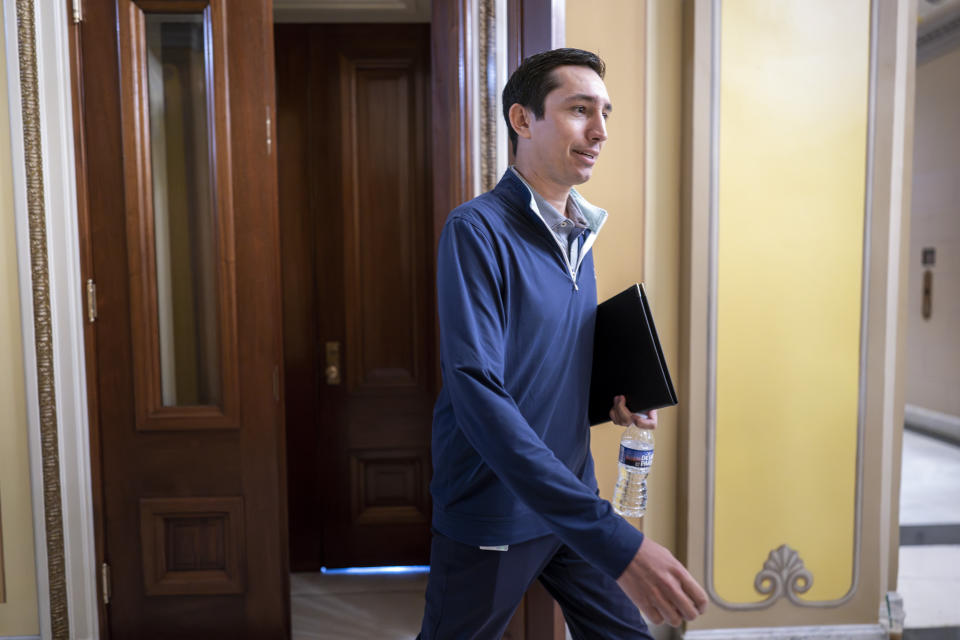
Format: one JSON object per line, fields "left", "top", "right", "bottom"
{"left": 538, "top": 222, "right": 591, "bottom": 292}
{"left": 550, "top": 234, "right": 579, "bottom": 291}
{"left": 512, "top": 182, "right": 601, "bottom": 292}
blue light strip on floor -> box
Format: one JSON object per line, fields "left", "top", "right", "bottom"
{"left": 320, "top": 565, "right": 430, "bottom": 576}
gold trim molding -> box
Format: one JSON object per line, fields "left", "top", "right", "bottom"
{"left": 15, "top": 0, "right": 70, "bottom": 637}
{"left": 478, "top": 0, "right": 498, "bottom": 192}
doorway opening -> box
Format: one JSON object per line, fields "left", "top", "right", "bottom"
{"left": 274, "top": 19, "right": 436, "bottom": 572}
{"left": 896, "top": 2, "right": 960, "bottom": 632}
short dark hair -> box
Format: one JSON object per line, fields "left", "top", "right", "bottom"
{"left": 501, "top": 48, "right": 606, "bottom": 154}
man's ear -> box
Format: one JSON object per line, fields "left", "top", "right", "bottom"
{"left": 508, "top": 103, "right": 533, "bottom": 142}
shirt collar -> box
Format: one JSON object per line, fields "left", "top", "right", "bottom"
{"left": 508, "top": 166, "right": 608, "bottom": 234}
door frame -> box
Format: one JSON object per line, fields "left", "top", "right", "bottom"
{"left": 4, "top": 0, "right": 100, "bottom": 638}
{"left": 5, "top": 0, "right": 563, "bottom": 637}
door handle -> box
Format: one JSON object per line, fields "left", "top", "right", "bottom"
{"left": 325, "top": 341, "right": 342, "bottom": 385}
{"left": 922, "top": 270, "right": 932, "bottom": 320}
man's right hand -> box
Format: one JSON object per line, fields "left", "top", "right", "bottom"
{"left": 615, "top": 537, "right": 708, "bottom": 627}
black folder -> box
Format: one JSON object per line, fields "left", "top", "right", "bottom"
{"left": 588, "top": 283, "right": 678, "bottom": 425}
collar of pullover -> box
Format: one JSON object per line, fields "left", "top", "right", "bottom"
{"left": 497, "top": 168, "right": 608, "bottom": 236}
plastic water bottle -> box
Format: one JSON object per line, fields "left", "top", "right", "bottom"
{"left": 612, "top": 425, "right": 654, "bottom": 517}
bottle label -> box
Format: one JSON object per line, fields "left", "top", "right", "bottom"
{"left": 619, "top": 445, "right": 653, "bottom": 470}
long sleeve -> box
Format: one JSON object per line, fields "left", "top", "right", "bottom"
{"left": 435, "top": 216, "right": 644, "bottom": 579}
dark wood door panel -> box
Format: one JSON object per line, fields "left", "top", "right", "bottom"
{"left": 139, "top": 496, "right": 245, "bottom": 596}
{"left": 277, "top": 23, "right": 434, "bottom": 571}
{"left": 77, "top": 0, "right": 288, "bottom": 637}
{"left": 342, "top": 57, "right": 429, "bottom": 392}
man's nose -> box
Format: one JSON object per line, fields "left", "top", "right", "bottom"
{"left": 589, "top": 113, "right": 607, "bottom": 142}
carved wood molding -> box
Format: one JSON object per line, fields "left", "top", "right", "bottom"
{"left": 432, "top": 0, "right": 477, "bottom": 220}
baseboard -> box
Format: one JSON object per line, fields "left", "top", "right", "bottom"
{"left": 0, "top": 636, "right": 42, "bottom": 640}
{"left": 904, "top": 627, "right": 960, "bottom": 640}
{"left": 684, "top": 624, "right": 886, "bottom": 639}
{"left": 901, "top": 523, "right": 960, "bottom": 545}
{"left": 905, "top": 404, "right": 960, "bottom": 445}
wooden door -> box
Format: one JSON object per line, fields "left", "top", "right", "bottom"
{"left": 73, "top": 1, "right": 288, "bottom": 637}
{"left": 276, "top": 24, "right": 435, "bottom": 570}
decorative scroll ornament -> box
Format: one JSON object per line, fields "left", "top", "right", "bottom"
{"left": 753, "top": 544, "right": 814, "bottom": 606}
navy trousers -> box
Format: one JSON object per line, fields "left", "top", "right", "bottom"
{"left": 417, "top": 530, "right": 652, "bottom": 640}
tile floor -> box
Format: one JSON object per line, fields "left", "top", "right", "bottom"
{"left": 290, "top": 429, "right": 960, "bottom": 638}
{"left": 898, "top": 429, "right": 960, "bottom": 632}
{"left": 291, "top": 571, "right": 427, "bottom": 640}
{"left": 899, "top": 430, "right": 960, "bottom": 526}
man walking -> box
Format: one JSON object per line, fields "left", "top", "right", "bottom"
{"left": 418, "top": 48, "right": 707, "bottom": 639}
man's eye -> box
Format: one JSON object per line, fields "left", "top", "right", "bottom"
{"left": 575, "top": 106, "right": 586, "bottom": 114}
{"left": 602, "top": 112, "right": 609, "bottom": 120}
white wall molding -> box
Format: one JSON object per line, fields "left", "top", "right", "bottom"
{"left": 685, "top": 624, "right": 886, "bottom": 640}
{"left": 875, "top": 0, "right": 917, "bottom": 598}
{"left": 3, "top": 0, "right": 99, "bottom": 637}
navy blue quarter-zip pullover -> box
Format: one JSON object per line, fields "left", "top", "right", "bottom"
{"left": 430, "top": 169, "right": 644, "bottom": 580}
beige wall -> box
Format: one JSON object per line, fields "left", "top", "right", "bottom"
{"left": 566, "top": 0, "right": 688, "bottom": 569}
{"left": 680, "top": 0, "right": 914, "bottom": 631}
{"left": 641, "top": 0, "right": 685, "bottom": 564}
{"left": 567, "top": 0, "right": 911, "bottom": 632}
{"left": 906, "top": 45, "right": 960, "bottom": 418}
{"left": 0, "top": 20, "right": 41, "bottom": 636}
{"left": 564, "top": 0, "right": 666, "bottom": 543}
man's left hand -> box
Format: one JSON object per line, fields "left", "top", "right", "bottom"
{"left": 609, "top": 395, "right": 657, "bottom": 429}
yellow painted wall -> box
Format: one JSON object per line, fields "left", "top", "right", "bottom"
{"left": 713, "top": 0, "right": 870, "bottom": 603}
{"left": 0, "top": 19, "right": 41, "bottom": 636}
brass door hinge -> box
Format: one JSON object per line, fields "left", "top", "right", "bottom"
{"left": 72, "top": 0, "right": 82, "bottom": 23}
{"left": 101, "top": 562, "right": 111, "bottom": 605}
{"left": 86, "top": 278, "right": 97, "bottom": 323}
{"left": 266, "top": 105, "right": 272, "bottom": 155}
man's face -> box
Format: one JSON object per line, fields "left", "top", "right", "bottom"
{"left": 524, "top": 65, "right": 611, "bottom": 188}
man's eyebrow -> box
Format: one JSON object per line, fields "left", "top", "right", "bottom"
{"left": 563, "top": 93, "right": 613, "bottom": 112}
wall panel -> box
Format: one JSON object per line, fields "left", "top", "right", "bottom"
{"left": 683, "top": 0, "right": 917, "bottom": 632}
{"left": 713, "top": 0, "right": 870, "bottom": 605}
